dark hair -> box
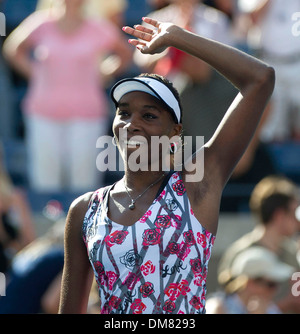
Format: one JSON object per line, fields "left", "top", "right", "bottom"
{"left": 249, "top": 175, "right": 299, "bottom": 224}
{"left": 137, "top": 73, "right": 183, "bottom": 123}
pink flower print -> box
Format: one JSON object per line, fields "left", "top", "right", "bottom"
{"left": 190, "top": 258, "right": 202, "bottom": 275}
{"left": 171, "top": 215, "right": 182, "bottom": 229}
{"left": 164, "top": 283, "right": 181, "bottom": 301}
{"left": 193, "top": 274, "right": 204, "bottom": 287}
{"left": 204, "top": 247, "right": 212, "bottom": 260}
{"left": 104, "top": 230, "right": 129, "bottom": 247}
{"left": 183, "top": 230, "right": 196, "bottom": 247}
{"left": 189, "top": 296, "right": 203, "bottom": 310}
{"left": 130, "top": 299, "right": 146, "bottom": 314}
{"left": 155, "top": 215, "right": 171, "bottom": 229}
{"left": 122, "top": 272, "right": 140, "bottom": 290}
{"left": 172, "top": 172, "right": 179, "bottom": 180}
{"left": 142, "top": 228, "right": 162, "bottom": 246}
{"left": 140, "top": 260, "right": 156, "bottom": 276}
{"left": 167, "top": 242, "right": 180, "bottom": 255}
{"left": 193, "top": 267, "right": 207, "bottom": 287}
{"left": 139, "top": 282, "right": 155, "bottom": 298}
{"left": 172, "top": 180, "right": 186, "bottom": 196}
{"left": 178, "top": 279, "right": 191, "bottom": 296}
{"left": 197, "top": 232, "right": 207, "bottom": 248}
{"left": 108, "top": 296, "right": 121, "bottom": 310}
{"left": 106, "top": 271, "right": 118, "bottom": 290}
{"left": 139, "top": 210, "right": 152, "bottom": 223}
{"left": 155, "top": 190, "right": 166, "bottom": 202}
{"left": 178, "top": 241, "right": 191, "bottom": 261}
{"left": 163, "top": 299, "right": 176, "bottom": 313}
{"left": 93, "top": 261, "right": 104, "bottom": 277}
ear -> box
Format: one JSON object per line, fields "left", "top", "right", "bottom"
{"left": 171, "top": 123, "right": 183, "bottom": 137}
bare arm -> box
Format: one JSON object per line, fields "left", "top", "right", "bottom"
{"left": 123, "top": 18, "right": 274, "bottom": 234}
{"left": 2, "top": 11, "right": 47, "bottom": 78}
{"left": 58, "top": 193, "right": 94, "bottom": 314}
{"left": 123, "top": 18, "right": 275, "bottom": 188}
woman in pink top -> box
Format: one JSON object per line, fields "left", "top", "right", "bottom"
{"left": 3, "top": 0, "right": 132, "bottom": 193}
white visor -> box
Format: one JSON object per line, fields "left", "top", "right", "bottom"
{"left": 110, "top": 77, "right": 182, "bottom": 123}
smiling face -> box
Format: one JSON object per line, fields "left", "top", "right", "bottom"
{"left": 113, "top": 91, "right": 182, "bottom": 171}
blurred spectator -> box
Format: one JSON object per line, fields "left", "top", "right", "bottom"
{"left": 133, "top": 0, "right": 237, "bottom": 147}
{"left": 2, "top": 0, "right": 132, "bottom": 193}
{"left": 204, "top": 0, "right": 254, "bottom": 52}
{"left": 206, "top": 246, "right": 294, "bottom": 314}
{"left": 0, "top": 41, "right": 15, "bottom": 140}
{"left": 0, "top": 217, "right": 65, "bottom": 314}
{"left": 221, "top": 104, "right": 277, "bottom": 212}
{"left": 218, "top": 175, "right": 300, "bottom": 313}
{"left": 0, "top": 142, "right": 35, "bottom": 274}
{"left": 239, "top": 0, "right": 300, "bottom": 142}
{"left": 37, "top": 0, "right": 128, "bottom": 28}
{"left": 134, "top": 0, "right": 232, "bottom": 88}
{"left": 147, "top": 0, "right": 170, "bottom": 10}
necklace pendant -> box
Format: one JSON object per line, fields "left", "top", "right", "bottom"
{"left": 129, "top": 202, "right": 135, "bottom": 210}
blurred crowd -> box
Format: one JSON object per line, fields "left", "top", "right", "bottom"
{"left": 0, "top": 0, "right": 299, "bottom": 314}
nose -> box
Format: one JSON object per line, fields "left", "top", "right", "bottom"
{"left": 123, "top": 113, "right": 142, "bottom": 133}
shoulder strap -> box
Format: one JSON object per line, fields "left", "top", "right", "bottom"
{"left": 155, "top": 170, "right": 176, "bottom": 198}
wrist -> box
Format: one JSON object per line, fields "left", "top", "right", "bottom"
{"left": 165, "top": 24, "right": 185, "bottom": 48}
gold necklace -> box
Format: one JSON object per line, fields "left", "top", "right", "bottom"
{"left": 123, "top": 173, "right": 165, "bottom": 210}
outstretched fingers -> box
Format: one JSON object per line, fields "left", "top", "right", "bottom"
{"left": 122, "top": 25, "right": 153, "bottom": 42}
{"left": 122, "top": 17, "right": 164, "bottom": 53}
{"left": 142, "top": 17, "right": 160, "bottom": 29}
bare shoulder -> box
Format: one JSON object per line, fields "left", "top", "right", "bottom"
{"left": 65, "top": 192, "right": 94, "bottom": 237}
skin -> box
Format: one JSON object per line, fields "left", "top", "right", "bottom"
{"left": 59, "top": 17, "right": 275, "bottom": 313}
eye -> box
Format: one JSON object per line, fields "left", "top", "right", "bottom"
{"left": 143, "top": 113, "right": 158, "bottom": 120}
{"left": 117, "top": 109, "right": 129, "bottom": 118}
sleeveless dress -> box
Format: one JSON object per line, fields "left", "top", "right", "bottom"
{"left": 82, "top": 171, "right": 216, "bottom": 314}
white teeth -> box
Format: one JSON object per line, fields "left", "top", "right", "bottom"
{"left": 124, "top": 140, "right": 145, "bottom": 145}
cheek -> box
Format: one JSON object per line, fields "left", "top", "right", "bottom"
{"left": 112, "top": 117, "right": 121, "bottom": 137}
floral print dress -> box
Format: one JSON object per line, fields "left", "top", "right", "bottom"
{"left": 82, "top": 172, "right": 216, "bottom": 314}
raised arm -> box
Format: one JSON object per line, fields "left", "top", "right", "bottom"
{"left": 123, "top": 17, "right": 275, "bottom": 189}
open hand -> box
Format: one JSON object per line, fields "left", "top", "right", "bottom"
{"left": 122, "top": 17, "right": 176, "bottom": 55}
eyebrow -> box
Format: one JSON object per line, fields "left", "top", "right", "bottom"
{"left": 117, "top": 103, "right": 162, "bottom": 112}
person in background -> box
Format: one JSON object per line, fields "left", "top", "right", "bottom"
{"left": 0, "top": 142, "right": 35, "bottom": 274}
{"left": 206, "top": 246, "right": 295, "bottom": 314}
{"left": 3, "top": 0, "right": 132, "bottom": 193}
{"left": 218, "top": 175, "right": 300, "bottom": 313}
{"left": 0, "top": 217, "right": 65, "bottom": 314}
{"left": 239, "top": 0, "right": 300, "bottom": 142}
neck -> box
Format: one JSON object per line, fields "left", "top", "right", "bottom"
{"left": 123, "top": 169, "right": 166, "bottom": 192}
{"left": 61, "top": 4, "right": 83, "bottom": 22}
